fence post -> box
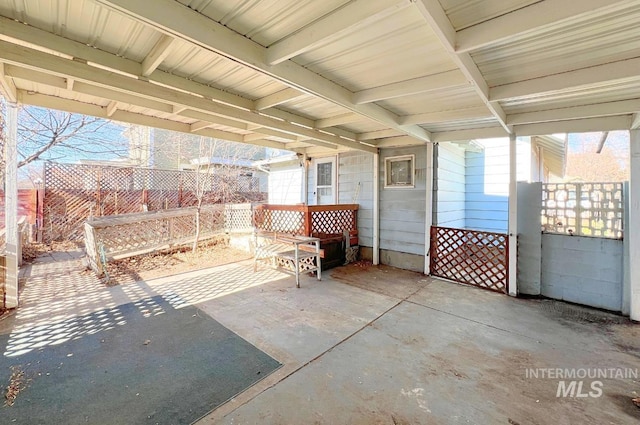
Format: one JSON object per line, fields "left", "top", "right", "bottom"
{"left": 96, "top": 167, "right": 102, "bottom": 216}
{"left": 304, "top": 207, "right": 312, "bottom": 236}
{"left": 575, "top": 183, "right": 582, "bottom": 236}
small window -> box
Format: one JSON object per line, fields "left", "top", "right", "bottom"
{"left": 384, "top": 154, "right": 415, "bottom": 188}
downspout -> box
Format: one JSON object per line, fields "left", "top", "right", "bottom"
{"left": 373, "top": 150, "right": 380, "bottom": 265}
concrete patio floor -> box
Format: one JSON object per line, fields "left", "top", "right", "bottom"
{"left": 3, "top": 250, "right": 640, "bottom": 424}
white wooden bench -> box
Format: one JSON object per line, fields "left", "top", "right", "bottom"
{"left": 253, "top": 232, "right": 321, "bottom": 288}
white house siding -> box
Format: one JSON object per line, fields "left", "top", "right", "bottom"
{"left": 379, "top": 146, "right": 428, "bottom": 256}
{"left": 436, "top": 143, "right": 466, "bottom": 228}
{"left": 268, "top": 162, "right": 303, "bottom": 204}
{"left": 338, "top": 151, "right": 374, "bottom": 247}
{"left": 465, "top": 138, "right": 531, "bottom": 232}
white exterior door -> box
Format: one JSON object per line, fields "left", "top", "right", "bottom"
{"left": 314, "top": 157, "right": 336, "bottom": 205}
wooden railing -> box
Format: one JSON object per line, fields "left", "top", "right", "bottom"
{"left": 253, "top": 204, "right": 358, "bottom": 240}
{"left": 84, "top": 203, "right": 359, "bottom": 276}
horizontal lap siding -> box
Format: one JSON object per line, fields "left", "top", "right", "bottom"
{"left": 268, "top": 162, "right": 303, "bottom": 204}
{"left": 465, "top": 138, "right": 530, "bottom": 233}
{"left": 338, "top": 151, "right": 374, "bottom": 247}
{"left": 379, "top": 146, "right": 427, "bottom": 255}
{"left": 437, "top": 143, "right": 466, "bottom": 228}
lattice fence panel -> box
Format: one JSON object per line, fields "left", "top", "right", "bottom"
{"left": 43, "top": 189, "right": 95, "bottom": 241}
{"left": 42, "top": 162, "right": 265, "bottom": 242}
{"left": 93, "top": 205, "right": 226, "bottom": 258}
{"left": 430, "top": 226, "right": 508, "bottom": 293}
{"left": 225, "top": 204, "right": 253, "bottom": 232}
{"left": 311, "top": 209, "right": 356, "bottom": 235}
{"left": 254, "top": 208, "right": 305, "bottom": 235}
{"left": 542, "top": 182, "right": 623, "bottom": 239}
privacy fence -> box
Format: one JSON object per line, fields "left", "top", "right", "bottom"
{"left": 541, "top": 182, "right": 623, "bottom": 239}
{"left": 43, "top": 162, "right": 266, "bottom": 242}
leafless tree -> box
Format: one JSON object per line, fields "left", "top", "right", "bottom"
{"left": 1, "top": 97, "right": 129, "bottom": 186}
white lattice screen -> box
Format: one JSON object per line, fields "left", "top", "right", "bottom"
{"left": 541, "top": 182, "right": 623, "bottom": 239}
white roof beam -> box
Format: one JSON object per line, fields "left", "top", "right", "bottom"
{"left": 514, "top": 116, "right": 633, "bottom": 137}
{"left": 17, "top": 90, "right": 298, "bottom": 151}
{"left": 254, "top": 88, "right": 305, "bottom": 110}
{"left": 172, "top": 105, "right": 187, "bottom": 115}
{"left": 261, "top": 107, "right": 358, "bottom": 141}
{"left": 456, "top": 0, "right": 633, "bottom": 53}
{"left": 141, "top": 34, "right": 176, "bottom": 77}
{"left": 4, "top": 64, "right": 67, "bottom": 89}
{"left": 413, "top": 0, "right": 510, "bottom": 134}
{"left": 353, "top": 70, "right": 467, "bottom": 104}
{"left": 0, "top": 16, "right": 362, "bottom": 143}
{"left": 285, "top": 140, "right": 338, "bottom": 150}
{"left": 0, "top": 63, "right": 17, "bottom": 103}
{"left": 371, "top": 136, "right": 423, "bottom": 148}
{"left": 400, "top": 106, "right": 492, "bottom": 125}
{"left": 95, "top": 0, "right": 431, "bottom": 142}
{"left": 508, "top": 99, "right": 640, "bottom": 125}
{"left": 66, "top": 77, "right": 74, "bottom": 91}
{"left": 179, "top": 109, "right": 297, "bottom": 141}
{"left": 315, "top": 113, "right": 361, "bottom": 129}
{"left": 632, "top": 113, "right": 640, "bottom": 130}
{"left": 266, "top": 0, "right": 413, "bottom": 65}
{"left": 106, "top": 101, "right": 118, "bottom": 117}
{"left": 190, "top": 121, "right": 213, "bottom": 132}
{"left": 491, "top": 58, "right": 640, "bottom": 101}
{"left": 178, "top": 109, "right": 249, "bottom": 131}
{"left": 357, "top": 129, "right": 404, "bottom": 141}
{"left": 0, "top": 41, "right": 375, "bottom": 153}
{"left": 433, "top": 126, "right": 508, "bottom": 143}
{"left": 0, "top": 15, "right": 245, "bottom": 110}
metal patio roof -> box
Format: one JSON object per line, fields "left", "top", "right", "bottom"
{"left": 0, "top": 0, "right": 639, "bottom": 155}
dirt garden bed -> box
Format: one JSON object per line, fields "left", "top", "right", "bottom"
{"left": 103, "top": 236, "right": 252, "bottom": 285}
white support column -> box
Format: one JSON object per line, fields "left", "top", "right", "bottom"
{"left": 629, "top": 130, "right": 640, "bottom": 321}
{"left": 373, "top": 151, "right": 380, "bottom": 265}
{"left": 508, "top": 133, "right": 518, "bottom": 296}
{"left": 424, "top": 142, "right": 434, "bottom": 275}
{"left": 4, "top": 102, "right": 19, "bottom": 308}
{"left": 301, "top": 153, "right": 308, "bottom": 204}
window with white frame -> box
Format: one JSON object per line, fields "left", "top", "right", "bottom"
{"left": 384, "top": 154, "right": 415, "bottom": 188}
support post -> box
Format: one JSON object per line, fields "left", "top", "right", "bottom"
{"left": 4, "top": 103, "right": 19, "bottom": 308}
{"left": 373, "top": 151, "right": 380, "bottom": 265}
{"left": 424, "top": 142, "right": 434, "bottom": 275}
{"left": 508, "top": 133, "right": 518, "bottom": 296}
{"left": 302, "top": 153, "right": 308, "bottom": 204}
{"left": 629, "top": 130, "right": 640, "bottom": 321}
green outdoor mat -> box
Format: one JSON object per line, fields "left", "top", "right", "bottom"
{"left": 0, "top": 295, "right": 281, "bottom": 424}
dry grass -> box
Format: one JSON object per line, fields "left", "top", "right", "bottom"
{"left": 104, "top": 236, "right": 252, "bottom": 285}
{"left": 4, "top": 365, "right": 30, "bottom": 407}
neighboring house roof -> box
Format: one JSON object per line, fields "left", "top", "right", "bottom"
{"left": 252, "top": 154, "right": 301, "bottom": 167}
{"left": 190, "top": 156, "right": 255, "bottom": 168}
{"left": 533, "top": 135, "right": 566, "bottom": 178}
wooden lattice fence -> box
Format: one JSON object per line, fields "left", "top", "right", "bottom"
{"left": 84, "top": 203, "right": 253, "bottom": 275}
{"left": 253, "top": 204, "right": 358, "bottom": 238}
{"left": 430, "top": 226, "right": 508, "bottom": 293}
{"left": 43, "top": 162, "right": 266, "bottom": 242}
